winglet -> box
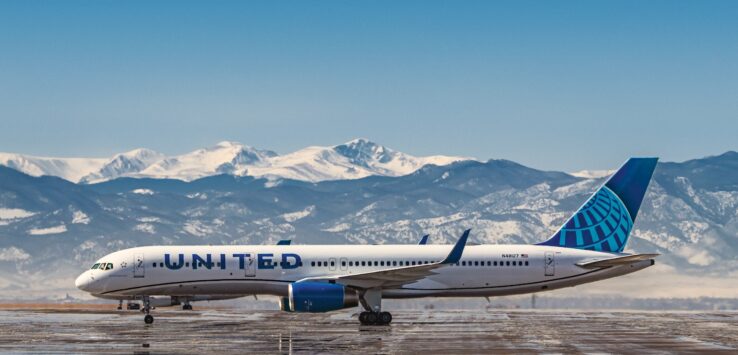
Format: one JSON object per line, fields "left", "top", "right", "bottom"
{"left": 441, "top": 229, "right": 470, "bottom": 264}
{"left": 276, "top": 239, "right": 291, "bottom": 246}
{"left": 418, "top": 235, "right": 429, "bottom": 245}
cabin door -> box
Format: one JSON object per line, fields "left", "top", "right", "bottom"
{"left": 544, "top": 252, "right": 555, "bottom": 276}
{"left": 133, "top": 253, "right": 145, "bottom": 278}
{"left": 244, "top": 254, "right": 256, "bottom": 277}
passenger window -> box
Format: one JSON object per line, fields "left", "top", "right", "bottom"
{"left": 152, "top": 263, "right": 157, "bottom": 268}
{"left": 392, "top": 261, "right": 397, "bottom": 266}
{"left": 487, "top": 261, "right": 491, "bottom": 266}
{"left": 311, "top": 261, "right": 315, "bottom": 267}
{"left": 474, "top": 261, "right": 479, "bottom": 266}
{"left": 525, "top": 261, "right": 529, "bottom": 266}
{"left": 317, "top": 261, "right": 322, "bottom": 267}
{"left": 342, "top": 261, "right": 346, "bottom": 267}
{"left": 186, "top": 262, "right": 190, "bottom": 267}
{"left": 160, "top": 263, "right": 164, "bottom": 268}
{"left": 461, "top": 261, "right": 466, "bottom": 266}
{"left": 506, "top": 261, "right": 510, "bottom": 266}
{"left": 330, "top": 261, "right": 335, "bottom": 267}
{"left": 494, "top": 261, "right": 498, "bottom": 266}
{"left": 512, "top": 261, "right": 516, "bottom": 266}
{"left": 349, "top": 261, "right": 353, "bottom": 266}
{"left": 380, "top": 261, "right": 385, "bottom": 266}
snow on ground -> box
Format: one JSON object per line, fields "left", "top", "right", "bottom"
{"left": 132, "top": 189, "right": 154, "bottom": 195}
{"left": 0, "top": 247, "right": 30, "bottom": 261}
{"left": 281, "top": 206, "right": 315, "bottom": 222}
{"left": 183, "top": 221, "right": 214, "bottom": 237}
{"left": 0, "top": 208, "right": 36, "bottom": 219}
{"left": 71, "top": 210, "right": 90, "bottom": 224}
{"left": 569, "top": 169, "right": 615, "bottom": 179}
{"left": 323, "top": 223, "right": 351, "bottom": 232}
{"left": 28, "top": 225, "right": 67, "bottom": 235}
{"left": 134, "top": 223, "right": 156, "bottom": 234}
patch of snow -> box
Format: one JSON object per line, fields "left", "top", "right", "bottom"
{"left": 0, "top": 247, "right": 31, "bottom": 261}
{"left": 134, "top": 223, "right": 156, "bottom": 234}
{"left": 137, "top": 217, "right": 160, "bottom": 223}
{"left": 72, "top": 210, "right": 90, "bottom": 224}
{"left": 569, "top": 169, "right": 615, "bottom": 179}
{"left": 132, "top": 189, "right": 154, "bottom": 195}
{"left": 323, "top": 223, "right": 351, "bottom": 232}
{"left": 183, "top": 221, "right": 213, "bottom": 237}
{"left": 28, "top": 224, "right": 67, "bottom": 235}
{"left": 282, "top": 206, "right": 315, "bottom": 222}
{"left": 0, "top": 208, "right": 36, "bottom": 219}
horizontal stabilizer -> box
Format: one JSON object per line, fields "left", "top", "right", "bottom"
{"left": 576, "top": 253, "right": 659, "bottom": 269}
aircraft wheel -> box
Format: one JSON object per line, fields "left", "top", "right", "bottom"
{"left": 358, "top": 312, "right": 368, "bottom": 324}
{"left": 364, "top": 312, "right": 378, "bottom": 325}
{"left": 183, "top": 304, "right": 193, "bottom": 310}
{"left": 379, "top": 311, "right": 392, "bottom": 325}
{"left": 144, "top": 315, "right": 154, "bottom": 324}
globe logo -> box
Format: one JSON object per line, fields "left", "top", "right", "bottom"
{"left": 554, "top": 186, "right": 633, "bottom": 252}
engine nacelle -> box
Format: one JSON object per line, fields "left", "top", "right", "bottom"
{"left": 288, "top": 282, "right": 358, "bottom": 312}
{"left": 148, "top": 296, "right": 180, "bottom": 307}
{"left": 279, "top": 297, "right": 294, "bottom": 312}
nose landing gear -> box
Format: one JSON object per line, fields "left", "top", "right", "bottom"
{"left": 142, "top": 296, "right": 154, "bottom": 324}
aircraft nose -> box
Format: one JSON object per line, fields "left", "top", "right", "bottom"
{"left": 75, "top": 271, "right": 93, "bottom": 291}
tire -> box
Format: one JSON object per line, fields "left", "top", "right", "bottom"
{"left": 144, "top": 315, "right": 154, "bottom": 324}
{"left": 379, "top": 312, "right": 392, "bottom": 325}
{"left": 364, "top": 312, "right": 378, "bottom": 325}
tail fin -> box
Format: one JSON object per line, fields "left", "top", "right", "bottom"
{"left": 538, "top": 158, "right": 658, "bottom": 252}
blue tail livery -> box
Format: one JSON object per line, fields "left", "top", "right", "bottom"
{"left": 538, "top": 157, "right": 658, "bottom": 252}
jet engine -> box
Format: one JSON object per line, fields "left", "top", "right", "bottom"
{"left": 287, "top": 282, "right": 358, "bottom": 312}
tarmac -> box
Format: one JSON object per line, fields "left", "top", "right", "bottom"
{"left": 0, "top": 305, "right": 736, "bottom": 354}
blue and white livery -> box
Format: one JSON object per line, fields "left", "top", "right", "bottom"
{"left": 76, "top": 158, "right": 659, "bottom": 325}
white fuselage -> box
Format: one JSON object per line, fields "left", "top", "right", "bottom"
{"left": 75, "top": 244, "right": 653, "bottom": 300}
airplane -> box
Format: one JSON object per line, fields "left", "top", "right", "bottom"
{"left": 76, "top": 158, "right": 659, "bottom": 325}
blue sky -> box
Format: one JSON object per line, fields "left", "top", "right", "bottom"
{"left": 0, "top": 0, "right": 736, "bottom": 171}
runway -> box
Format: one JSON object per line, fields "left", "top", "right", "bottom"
{"left": 0, "top": 306, "right": 736, "bottom": 354}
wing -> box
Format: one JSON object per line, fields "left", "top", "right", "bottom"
{"left": 296, "top": 230, "right": 470, "bottom": 289}
{"left": 576, "top": 253, "right": 659, "bottom": 269}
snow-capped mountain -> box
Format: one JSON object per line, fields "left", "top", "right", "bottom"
{"left": 0, "top": 153, "right": 107, "bottom": 183}
{"left": 0, "top": 140, "right": 469, "bottom": 183}
{"left": 239, "top": 139, "right": 469, "bottom": 182}
{"left": 79, "top": 148, "right": 166, "bottom": 184}
{"left": 2, "top": 149, "right": 737, "bottom": 299}
{"left": 135, "top": 141, "right": 278, "bottom": 181}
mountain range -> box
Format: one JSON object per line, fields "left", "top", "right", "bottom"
{"left": 0, "top": 140, "right": 736, "bottom": 299}
{"left": 0, "top": 139, "right": 468, "bottom": 184}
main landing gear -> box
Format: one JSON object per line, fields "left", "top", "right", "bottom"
{"left": 359, "top": 311, "right": 392, "bottom": 326}
{"left": 358, "top": 288, "right": 392, "bottom": 326}
{"left": 142, "top": 296, "right": 154, "bottom": 324}
{"left": 182, "top": 301, "right": 193, "bottom": 310}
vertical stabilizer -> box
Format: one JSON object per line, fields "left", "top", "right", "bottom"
{"left": 538, "top": 158, "right": 658, "bottom": 252}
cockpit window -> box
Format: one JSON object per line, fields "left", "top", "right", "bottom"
{"left": 91, "top": 263, "right": 100, "bottom": 270}
{"left": 106, "top": 263, "right": 113, "bottom": 270}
